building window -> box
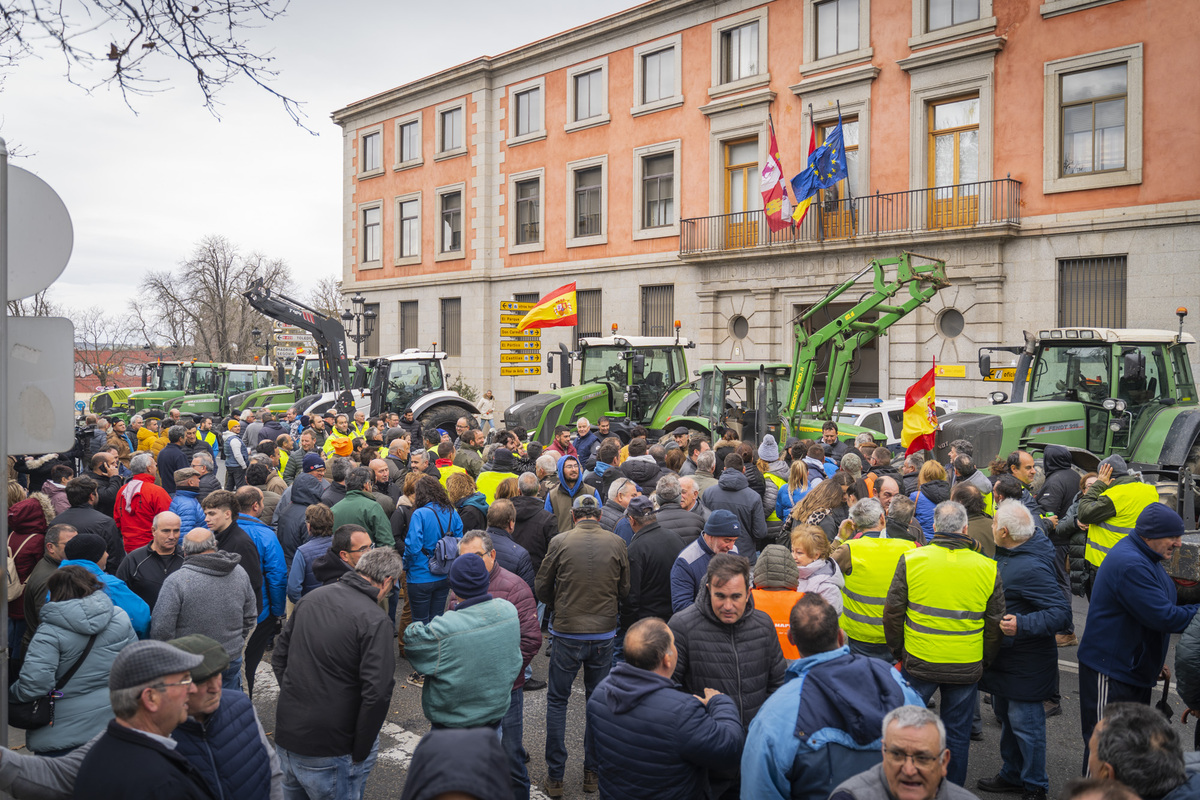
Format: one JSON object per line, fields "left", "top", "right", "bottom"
{"left": 817, "top": 118, "right": 860, "bottom": 238}
{"left": 1058, "top": 256, "right": 1127, "bottom": 327}
{"left": 398, "top": 197, "right": 420, "bottom": 260}
{"left": 396, "top": 119, "right": 421, "bottom": 167}
{"left": 928, "top": 0, "right": 979, "bottom": 30}
{"left": 361, "top": 204, "right": 382, "bottom": 264}
{"left": 399, "top": 301, "right": 419, "bottom": 351}
{"left": 721, "top": 22, "right": 760, "bottom": 83}
{"left": 633, "top": 36, "right": 684, "bottom": 115}
{"left": 363, "top": 303, "right": 380, "bottom": 357}
{"left": 929, "top": 96, "right": 980, "bottom": 188}
{"left": 566, "top": 156, "right": 607, "bottom": 246}
{"left": 441, "top": 298, "right": 462, "bottom": 357}
{"left": 565, "top": 58, "right": 609, "bottom": 132}
{"left": 575, "top": 168, "right": 602, "bottom": 238}
{"left": 1043, "top": 45, "right": 1142, "bottom": 194}
{"left": 641, "top": 285, "right": 675, "bottom": 337}
{"left": 440, "top": 192, "right": 461, "bottom": 254}
{"left": 574, "top": 70, "right": 603, "bottom": 122}
{"left": 515, "top": 88, "right": 541, "bottom": 137}
{"left": 514, "top": 292, "right": 541, "bottom": 306}
{"left": 507, "top": 78, "right": 546, "bottom": 144}
{"left": 515, "top": 179, "right": 540, "bottom": 246}
{"left": 1061, "top": 64, "right": 1126, "bottom": 176}
{"left": 575, "top": 289, "right": 602, "bottom": 340}
{"left": 361, "top": 131, "right": 381, "bottom": 174}
{"left": 436, "top": 101, "right": 467, "bottom": 158}
{"left": 816, "top": 0, "right": 859, "bottom": 60}
{"left": 642, "top": 155, "right": 674, "bottom": 229}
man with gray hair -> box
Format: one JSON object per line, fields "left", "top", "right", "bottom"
{"left": 71, "top": 639, "right": 212, "bottom": 797}
{"left": 274, "top": 546, "right": 402, "bottom": 797}
{"left": 841, "top": 452, "right": 863, "bottom": 483}
{"left": 692, "top": 450, "right": 719, "bottom": 494}
{"left": 190, "top": 452, "right": 221, "bottom": 503}
{"left": 884, "top": 500, "right": 1006, "bottom": 786}
{"left": 535, "top": 453, "right": 559, "bottom": 499}
{"left": 1087, "top": 702, "right": 1200, "bottom": 800}
{"left": 512, "top": 471, "right": 558, "bottom": 576}
{"left": 602, "top": 477, "right": 639, "bottom": 544}
{"left": 115, "top": 451, "right": 172, "bottom": 554}
{"left": 320, "top": 456, "right": 353, "bottom": 508}
{"left": 656, "top": 473, "right": 704, "bottom": 545}
{"left": 829, "top": 705, "right": 976, "bottom": 800}
{"left": 976, "top": 500, "right": 1069, "bottom": 800}
{"left": 157, "top": 425, "right": 191, "bottom": 494}
{"left": 151, "top": 529, "right": 257, "bottom": 691}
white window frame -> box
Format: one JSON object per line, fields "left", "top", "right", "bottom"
{"left": 435, "top": 98, "right": 468, "bottom": 161}
{"left": 633, "top": 35, "right": 684, "bottom": 117}
{"left": 393, "top": 113, "right": 423, "bottom": 171}
{"left": 632, "top": 140, "right": 681, "bottom": 241}
{"left": 565, "top": 58, "right": 610, "bottom": 133}
{"left": 393, "top": 191, "right": 422, "bottom": 267}
{"left": 1043, "top": 44, "right": 1143, "bottom": 194}
{"left": 710, "top": 8, "right": 770, "bottom": 98}
{"left": 507, "top": 76, "right": 547, "bottom": 146}
{"left": 508, "top": 168, "right": 545, "bottom": 255}
{"left": 434, "top": 182, "right": 467, "bottom": 262}
{"left": 910, "top": 0, "right": 995, "bottom": 50}
{"left": 565, "top": 154, "right": 608, "bottom": 248}
{"left": 1040, "top": 0, "right": 1123, "bottom": 18}
{"left": 357, "top": 124, "right": 384, "bottom": 180}
{"left": 358, "top": 200, "right": 383, "bottom": 268}
{"left": 801, "top": 0, "right": 873, "bottom": 76}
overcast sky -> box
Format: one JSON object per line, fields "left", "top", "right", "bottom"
{"left": 5, "top": 0, "right": 636, "bottom": 319}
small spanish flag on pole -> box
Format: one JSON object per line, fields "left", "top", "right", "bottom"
{"left": 516, "top": 282, "right": 578, "bottom": 332}
{"left": 901, "top": 362, "right": 939, "bottom": 456}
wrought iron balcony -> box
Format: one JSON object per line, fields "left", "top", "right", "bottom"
{"left": 680, "top": 177, "right": 1021, "bottom": 256}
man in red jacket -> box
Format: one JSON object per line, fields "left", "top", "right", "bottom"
{"left": 113, "top": 451, "right": 172, "bottom": 552}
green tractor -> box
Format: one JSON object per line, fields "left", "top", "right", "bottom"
{"left": 126, "top": 361, "right": 225, "bottom": 418}
{"left": 502, "top": 328, "right": 697, "bottom": 445}
{"left": 172, "top": 364, "right": 283, "bottom": 421}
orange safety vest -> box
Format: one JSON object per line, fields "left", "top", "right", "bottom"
{"left": 752, "top": 588, "right": 806, "bottom": 660}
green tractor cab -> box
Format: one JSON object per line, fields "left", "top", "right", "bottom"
{"left": 503, "top": 331, "right": 696, "bottom": 445}
{"left": 174, "top": 364, "right": 278, "bottom": 420}
{"left": 127, "top": 361, "right": 224, "bottom": 418}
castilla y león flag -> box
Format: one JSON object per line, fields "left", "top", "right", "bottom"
{"left": 517, "top": 282, "right": 578, "bottom": 331}
{"left": 901, "top": 365, "right": 939, "bottom": 456}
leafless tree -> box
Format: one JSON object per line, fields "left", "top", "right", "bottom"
{"left": 8, "top": 289, "right": 59, "bottom": 317}
{"left": 70, "top": 305, "right": 134, "bottom": 386}
{"left": 142, "top": 234, "right": 291, "bottom": 362}
{"left": 308, "top": 275, "right": 343, "bottom": 316}
{"left": 0, "top": 0, "right": 311, "bottom": 131}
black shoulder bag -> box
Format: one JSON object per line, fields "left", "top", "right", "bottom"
{"left": 10, "top": 632, "right": 99, "bottom": 730}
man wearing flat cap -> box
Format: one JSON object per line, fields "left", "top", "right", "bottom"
{"left": 1077, "top": 503, "right": 1200, "bottom": 768}
{"left": 73, "top": 639, "right": 214, "bottom": 798}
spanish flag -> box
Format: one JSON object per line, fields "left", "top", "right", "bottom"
{"left": 517, "top": 282, "right": 578, "bottom": 331}
{"left": 901, "top": 364, "right": 939, "bottom": 456}
{"left": 791, "top": 124, "right": 817, "bottom": 224}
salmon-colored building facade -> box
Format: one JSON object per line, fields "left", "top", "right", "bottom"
{"left": 333, "top": 0, "right": 1200, "bottom": 408}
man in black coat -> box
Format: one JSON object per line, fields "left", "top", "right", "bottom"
{"left": 49, "top": 477, "right": 124, "bottom": 574}
{"left": 83, "top": 451, "right": 123, "bottom": 519}
{"left": 156, "top": 426, "right": 191, "bottom": 496}
{"left": 654, "top": 474, "right": 704, "bottom": 545}
{"left": 620, "top": 498, "right": 685, "bottom": 631}
{"left": 511, "top": 472, "right": 558, "bottom": 576}
{"left": 72, "top": 640, "right": 215, "bottom": 799}
{"left": 200, "top": 490, "right": 264, "bottom": 614}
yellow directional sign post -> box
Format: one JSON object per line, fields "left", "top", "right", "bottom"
{"left": 499, "top": 314, "right": 525, "bottom": 325}
{"left": 984, "top": 367, "right": 1031, "bottom": 383}
{"left": 500, "top": 302, "right": 542, "bottom": 392}
{"left": 500, "top": 341, "right": 543, "bottom": 350}
{"left": 499, "top": 301, "right": 536, "bottom": 312}
{"left": 933, "top": 364, "right": 967, "bottom": 379}
{"left": 501, "top": 353, "right": 542, "bottom": 363}
{"left": 501, "top": 366, "right": 543, "bottom": 377}
{"left": 500, "top": 328, "right": 541, "bottom": 338}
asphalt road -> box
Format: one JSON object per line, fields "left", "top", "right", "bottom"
{"left": 241, "top": 592, "right": 1195, "bottom": 800}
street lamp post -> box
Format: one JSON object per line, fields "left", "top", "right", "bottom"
{"left": 251, "top": 327, "right": 267, "bottom": 365}
{"left": 341, "top": 292, "right": 377, "bottom": 359}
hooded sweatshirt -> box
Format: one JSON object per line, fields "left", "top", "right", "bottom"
{"left": 150, "top": 550, "right": 258, "bottom": 659}
{"left": 1037, "top": 445, "right": 1079, "bottom": 520}
{"left": 455, "top": 492, "right": 490, "bottom": 533}
{"left": 544, "top": 455, "right": 601, "bottom": 533}
{"left": 910, "top": 479, "right": 951, "bottom": 541}
{"left": 58, "top": 558, "right": 151, "bottom": 639}
{"left": 276, "top": 473, "right": 327, "bottom": 566}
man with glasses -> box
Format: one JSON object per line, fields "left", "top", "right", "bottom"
{"left": 151, "top": 529, "right": 258, "bottom": 692}
{"left": 310, "top": 525, "right": 375, "bottom": 588}
{"left": 742, "top": 594, "right": 923, "bottom": 800}
{"left": 72, "top": 639, "right": 214, "bottom": 797}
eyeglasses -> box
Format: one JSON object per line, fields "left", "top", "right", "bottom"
{"left": 347, "top": 543, "right": 375, "bottom": 554}
{"left": 152, "top": 676, "right": 194, "bottom": 690}
{"left": 883, "top": 747, "right": 942, "bottom": 768}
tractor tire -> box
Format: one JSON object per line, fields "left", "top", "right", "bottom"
{"left": 420, "top": 406, "right": 472, "bottom": 440}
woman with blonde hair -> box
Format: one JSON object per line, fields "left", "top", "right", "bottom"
{"left": 493, "top": 476, "right": 520, "bottom": 500}
{"left": 789, "top": 523, "right": 845, "bottom": 613}
{"left": 446, "top": 472, "right": 489, "bottom": 532}
{"left": 775, "top": 459, "right": 818, "bottom": 521}
{"left": 909, "top": 459, "right": 951, "bottom": 541}
{"left": 782, "top": 479, "right": 848, "bottom": 545}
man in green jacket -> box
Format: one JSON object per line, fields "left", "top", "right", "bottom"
{"left": 404, "top": 553, "right": 522, "bottom": 728}
{"left": 331, "top": 467, "right": 395, "bottom": 547}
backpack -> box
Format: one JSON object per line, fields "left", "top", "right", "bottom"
{"left": 7, "top": 535, "right": 35, "bottom": 602}
{"left": 422, "top": 509, "right": 460, "bottom": 576}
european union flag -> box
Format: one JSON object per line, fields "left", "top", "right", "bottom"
{"left": 788, "top": 114, "right": 849, "bottom": 207}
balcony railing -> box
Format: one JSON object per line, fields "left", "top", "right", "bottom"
{"left": 680, "top": 177, "right": 1021, "bottom": 256}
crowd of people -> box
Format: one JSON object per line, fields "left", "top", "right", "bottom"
{"left": 2, "top": 406, "right": 1198, "bottom": 800}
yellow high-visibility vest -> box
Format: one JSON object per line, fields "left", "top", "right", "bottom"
{"left": 764, "top": 472, "right": 787, "bottom": 522}
{"left": 900, "top": 545, "right": 996, "bottom": 665}
{"left": 1085, "top": 482, "right": 1160, "bottom": 567}
{"left": 839, "top": 536, "right": 917, "bottom": 644}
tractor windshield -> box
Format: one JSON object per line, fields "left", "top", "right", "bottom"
{"left": 384, "top": 360, "right": 443, "bottom": 410}
{"left": 160, "top": 364, "right": 185, "bottom": 392}
{"left": 579, "top": 347, "right": 627, "bottom": 386}
{"left": 225, "top": 370, "right": 261, "bottom": 397}
{"left": 1029, "top": 345, "right": 1111, "bottom": 404}
{"left": 187, "top": 366, "right": 216, "bottom": 394}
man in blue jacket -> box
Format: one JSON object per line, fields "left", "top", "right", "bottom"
{"left": 977, "top": 501, "right": 1070, "bottom": 800}
{"left": 742, "top": 593, "right": 924, "bottom": 800}
{"left": 234, "top": 486, "right": 287, "bottom": 698}
{"left": 1076, "top": 503, "right": 1199, "bottom": 768}
{"left": 59, "top": 533, "right": 151, "bottom": 638}
{"left": 587, "top": 616, "right": 743, "bottom": 800}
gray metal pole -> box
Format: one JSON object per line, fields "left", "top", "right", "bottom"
{"left": 1, "top": 136, "right": 11, "bottom": 748}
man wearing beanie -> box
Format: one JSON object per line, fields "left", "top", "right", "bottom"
{"left": 1077, "top": 454, "right": 1160, "bottom": 595}
{"left": 670, "top": 509, "right": 741, "bottom": 613}
{"left": 60, "top": 532, "right": 152, "bottom": 639}
{"left": 73, "top": 640, "right": 213, "bottom": 798}
{"left": 1077, "top": 503, "right": 1199, "bottom": 767}
{"left": 404, "top": 553, "right": 522, "bottom": 729}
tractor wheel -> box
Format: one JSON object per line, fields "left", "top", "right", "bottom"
{"left": 420, "top": 406, "right": 471, "bottom": 440}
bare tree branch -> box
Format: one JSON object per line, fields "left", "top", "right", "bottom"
{"left": 69, "top": 304, "right": 135, "bottom": 386}
{"left": 7, "top": 288, "right": 59, "bottom": 317}
{"left": 308, "top": 275, "right": 343, "bottom": 316}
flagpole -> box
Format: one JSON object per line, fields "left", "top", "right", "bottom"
{"left": 837, "top": 100, "right": 857, "bottom": 232}
{"left": 813, "top": 103, "right": 824, "bottom": 243}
